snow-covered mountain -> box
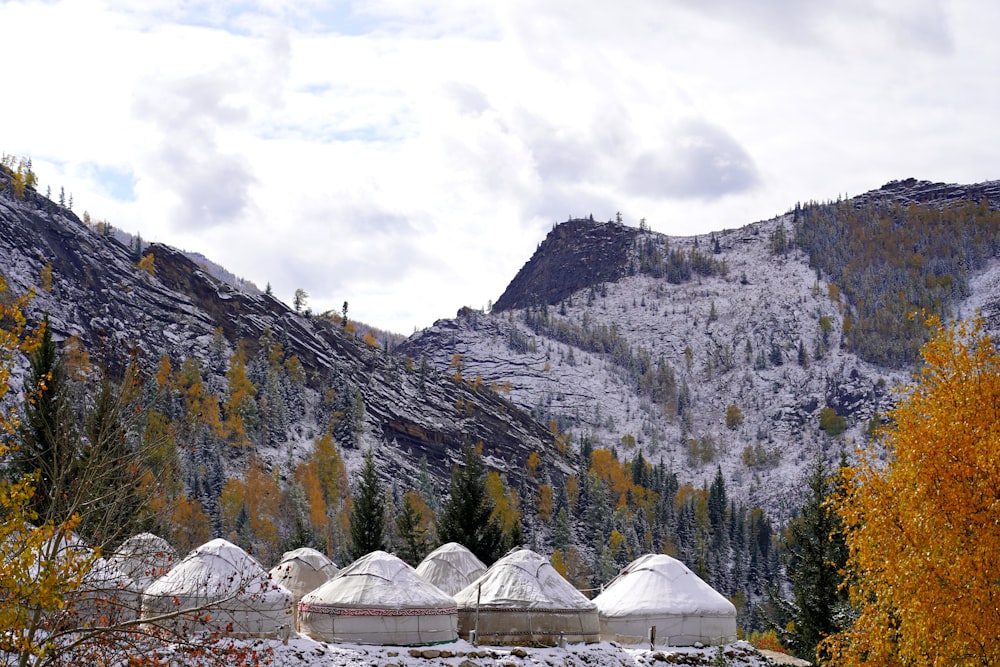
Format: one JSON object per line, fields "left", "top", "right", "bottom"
{"left": 0, "top": 169, "right": 560, "bottom": 498}
{"left": 4, "top": 162, "right": 1000, "bottom": 526}
{"left": 400, "top": 179, "right": 1000, "bottom": 520}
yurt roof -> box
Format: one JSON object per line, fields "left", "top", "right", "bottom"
{"left": 269, "top": 547, "right": 339, "bottom": 598}
{"left": 28, "top": 529, "right": 134, "bottom": 591}
{"left": 300, "top": 550, "right": 455, "bottom": 610}
{"left": 277, "top": 547, "right": 339, "bottom": 573}
{"left": 143, "top": 538, "right": 291, "bottom": 604}
{"left": 594, "top": 554, "right": 736, "bottom": 617}
{"left": 108, "top": 532, "right": 177, "bottom": 584}
{"left": 453, "top": 548, "right": 595, "bottom": 612}
{"left": 414, "top": 542, "right": 487, "bottom": 596}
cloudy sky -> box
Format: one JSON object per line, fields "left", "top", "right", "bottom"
{"left": 1, "top": 1, "right": 996, "bottom": 334}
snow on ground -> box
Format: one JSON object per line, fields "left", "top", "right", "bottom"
{"left": 258, "top": 637, "right": 779, "bottom": 667}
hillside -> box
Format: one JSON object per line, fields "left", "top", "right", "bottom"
{"left": 400, "top": 179, "right": 1000, "bottom": 521}
{"left": 0, "top": 166, "right": 561, "bottom": 557}
{"left": 5, "top": 158, "right": 1000, "bottom": 641}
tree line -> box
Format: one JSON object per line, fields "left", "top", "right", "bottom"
{"left": 792, "top": 197, "right": 1000, "bottom": 367}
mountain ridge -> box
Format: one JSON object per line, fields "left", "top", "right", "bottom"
{"left": 401, "top": 177, "right": 1000, "bottom": 519}
{"left": 0, "top": 170, "right": 562, "bottom": 504}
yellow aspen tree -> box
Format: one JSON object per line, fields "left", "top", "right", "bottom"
{"left": 566, "top": 473, "right": 580, "bottom": 510}
{"left": 136, "top": 252, "right": 155, "bottom": 277}
{"left": 12, "top": 166, "right": 26, "bottom": 198}
{"left": 169, "top": 495, "right": 212, "bottom": 555}
{"left": 313, "top": 432, "right": 352, "bottom": 550}
{"left": 220, "top": 477, "right": 246, "bottom": 539}
{"left": 550, "top": 548, "right": 568, "bottom": 578}
{"left": 525, "top": 451, "right": 542, "bottom": 479}
{"left": 824, "top": 316, "right": 1000, "bottom": 666}
{"left": 39, "top": 262, "right": 53, "bottom": 292}
{"left": 178, "top": 357, "right": 224, "bottom": 439}
{"left": 223, "top": 343, "right": 257, "bottom": 447}
{"left": 244, "top": 456, "right": 282, "bottom": 562}
{"left": 296, "top": 458, "right": 328, "bottom": 539}
{"left": 401, "top": 489, "right": 435, "bottom": 536}
{"left": 536, "top": 483, "right": 554, "bottom": 523}
{"left": 485, "top": 470, "right": 521, "bottom": 538}
{"left": 60, "top": 334, "right": 91, "bottom": 381}
{"left": 155, "top": 354, "right": 173, "bottom": 390}
{"left": 284, "top": 355, "right": 305, "bottom": 384}
{"left": 267, "top": 340, "right": 285, "bottom": 370}
{"left": 0, "top": 280, "right": 93, "bottom": 663}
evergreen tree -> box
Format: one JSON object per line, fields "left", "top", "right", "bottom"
{"left": 707, "top": 467, "right": 727, "bottom": 533}
{"left": 293, "top": 288, "right": 308, "bottom": 314}
{"left": 394, "top": 492, "right": 430, "bottom": 565}
{"left": 11, "top": 315, "right": 74, "bottom": 523}
{"left": 774, "top": 455, "right": 849, "bottom": 661}
{"left": 437, "top": 446, "right": 504, "bottom": 565}
{"left": 11, "top": 317, "right": 152, "bottom": 549}
{"left": 348, "top": 449, "right": 386, "bottom": 560}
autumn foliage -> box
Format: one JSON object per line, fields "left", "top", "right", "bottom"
{"left": 825, "top": 316, "right": 1000, "bottom": 665}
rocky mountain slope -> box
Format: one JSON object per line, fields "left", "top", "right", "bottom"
{"left": 0, "top": 172, "right": 560, "bottom": 496}
{"left": 5, "top": 165, "right": 999, "bottom": 529}
{"left": 400, "top": 179, "right": 1000, "bottom": 519}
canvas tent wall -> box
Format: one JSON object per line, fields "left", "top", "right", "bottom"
{"left": 414, "top": 542, "right": 486, "bottom": 596}
{"left": 141, "top": 538, "right": 294, "bottom": 638}
{"left": 108, "top": 532, "right": 177, "bottom": 591}
{"left": 593, "top": 553, "right": 737, "bottom": 646}
{"left": 453, "top": 548, "right": 599, "bottom": 646}
{"left": 298, "top": 550, "right": 457, "bottom": 646}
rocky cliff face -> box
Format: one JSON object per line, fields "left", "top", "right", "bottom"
{"left": 492, "top": 218, "right": 640, "bottom": 311}
{"left": 0, "top": 174, "right": 560, "bottom": 493}
{"left": 852, "top": 177, "right": 1000, "bottom": 208}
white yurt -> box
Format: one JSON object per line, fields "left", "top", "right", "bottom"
{"left": 141, "top": 538, "right": 294, "bottom": 638}
{"left": 108, "top": 532, "right": 177, "bottom": 591}
{"left": 453, "top": 548, "right": 599, "bottom": 645}
{"left": 269, "top": 547, "right": 339, "bottom": 600}
{"left": 298, "top": 550, "right": 458, "bottom": 646}
{"left": 269, "top": 547, "right": 339, "bottom": 630}
{"left": 414, "top": 542, "right": 487, "bottom": 596}
{"left": 34, "top": 530, "right": 140, "bottom": 627}
{"left": 593, "top": 553, "right": 738, "bottom": 646}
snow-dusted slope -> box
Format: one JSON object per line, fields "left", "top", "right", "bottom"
{"left": 401, "top": 188, "right": 1000, "bottom": 518}
{"left": 0, "top": 172, "right": 560, "bottom": 497}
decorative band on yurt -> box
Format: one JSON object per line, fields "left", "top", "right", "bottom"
{"left": 298, "top": 604, "right": 459, "bottom": 617}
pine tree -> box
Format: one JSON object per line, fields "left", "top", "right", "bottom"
{"left": 395, "top": 492, "right": 430, "bottom": 565}
{"left": 12, "top": 315, "right": 75, "bottom": 524}
{"left": 774, "top": 455, "right": 849, "bottom": 661}
{"left": 293, "top": 288, "right": 308, "bottom": 314}
{"left": 437, "top": 446, "right": 505, "bottom": 565}
{"left": 223, "top": 343, "right": 258, "bottom": 447}
{"left": 348, "top": 449, "right": 385, "bottom": 560}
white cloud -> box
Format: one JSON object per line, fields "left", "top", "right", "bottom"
{"left": 1, "top": 0, "right": 997, "bottom": 334}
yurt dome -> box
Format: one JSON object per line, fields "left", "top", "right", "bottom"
{"left": 141, "top": 538, "right": 294, "bottom": 638}
{"left": 269, "top": 547, "right": 339, "bottom": 600}
{"left": 414, "top": 542, "right": 486, "bottom": 596}
{"left": 269, "top": 547, "right": 339, "bottom": 631}
{"left": 453, "top": 548, "right": 599, "bottom": 645}
{"left": 298, "top": 550, "right": 458, "bottom": 646}
{"left": 108, "top": 532, "right": 177, "bottom": 591}
{"left": 593, "top": 553, "right": 737, "bottom": 646}
{"left": 33, "top": 530, "right": 140, "bottom": 627}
